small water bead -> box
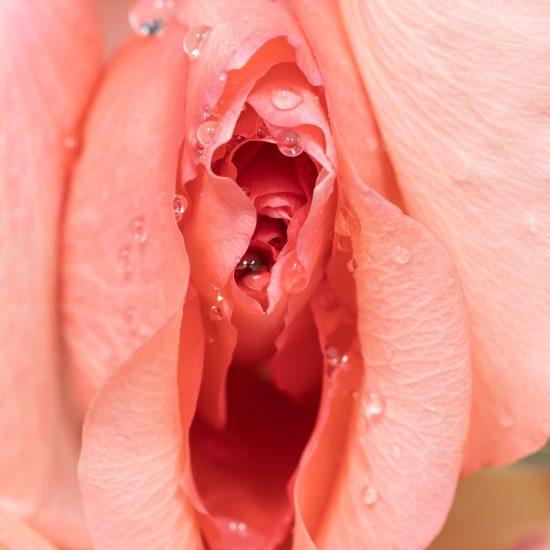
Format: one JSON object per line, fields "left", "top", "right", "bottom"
{"left": 228, "top": 521, "right": 247, "bottom": 533}
{"left": 183, "top": 25, "right": 212, "bottom": 59}
{"left": 392, "top": 445, "right": 402, "bottom": 460}
{"left": 335, "top": 203, "right": 361, "bottom": 236}
{"left": 209, "top": 305, "right": 224, "bottom": 321}
{"left": 212, "top": 285, "right": 225, "bottom": 303}
{"left": 277, "top": 131, "right": 303, "bottom": 157}
{"left": 282, "top": 259, "right": 308, "bottom": 294}
{"left": 362, "top": 485, "right": 378, "bottom": 506}
{"left": 256, "top": 123, "right": 269, "bottom": 139}
{"left": 173, "top": 194, "right": 188, "bottom": 222}
{"left": 196, "top": 120, "right": 218, "bottom": 147}
{"left": 139, "top": 19, "right": 164, "bottom": 36}
{"left": 347, "top": 258, "right": 358, "bottom": 274}
{"left": 130, "top": 216, "right": 147, "bottom": 244}
{"left": 64, "top": 136, "right": 78, "bottom": 149}
{"left": 336, "top": 234, "right": 352, "bottom": 252}
{"left": 364, "top": 391, "right": 385, "bottom": 419}
{"left": 241, "top": 186, "right": 251, "bottom": 197}
{"left": 525, "top": 213, "right": 540, "bottom": 235}
{"left": 325, "top": 346, "right": 340, "bottom": 369}
{"left": 218, "top": 71, "right": 228, "bottom": 82}
{"left": 270, "top": 87, "right": 303, "bottom": 110}
{"left": 129, "top": 0, "right": 176, "bottom": 36}
{"left": 391, "top": 244, "right": 411, "bottom": 265}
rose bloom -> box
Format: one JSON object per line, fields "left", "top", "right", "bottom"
{"left": 1, "top": 0, "right": 549, "bottom": 548}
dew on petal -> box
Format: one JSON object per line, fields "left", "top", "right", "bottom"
{"left": 364, "top": 391, "right": 385, "bottom": 419}
{"left": 130, "top": 216, "right": 147, "bottom": 244}
{"left": 212, "top": 285, "right": 225, "bottom": 303}
{"left": 347, "top": 258, "right": 358, "bottom": 273}
{"left": 209, "top": 305, "right": 224, "bottom": 321}
{"left": 173, "top": 194, "right": 188, "bottom": 222}
{"left": 270, "top": 87, "right": 303, "bottom": 110}
{"left": 64, "top": 136, "right": 79, "bottom": 149}
{"left": 183, "top": 25, "right": 212, "bottom": 59}
{"left": 197, "top": 120, "right": 218, "bottom": 147}
{"left": 335, "top": 202, "right": 361, "bottom": 236}
{"left": 325, "top": 346, "right": 340, "bottom": 368}
{"left": 129, "top": 0, "right": 176, "bottom": 37}
{"left": 256, "top": 123, "right": 269, "bottom": 139}
{"left": 336, "top": 234, "right": 352, "bottom": 252}
{"left": 392, "top": 445, "right": 402, "bottom": 459}
{"left": 218, "top": 71, "right": 228, "bottom": 82}
{"left": 277, "top": 131, "right": 303, "bottom": 157}
{"left": 391, "top": 244, "right": 411, "bottom": 265}
{"left": 281, "top": 258, "right": 308, "bottom": 294}
{"left": 362, "top": 485, "right": 378, "bottom": 506}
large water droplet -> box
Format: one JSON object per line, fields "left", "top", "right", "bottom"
{"left": 173, "top": 194, "right": 188, "bottom": 222}
{"left": 281, "top": 258, "right": 308, "bottom": 293}
{"left": 270, "top": 87, "right": 303, "bottom": 110}
{"left": 364, "top": 391, "right": 385, "bottom": 419}
{"left": 196, "top": 120, "right": 218, "bottom": 147}
{"left": 362, "top": 485, "right": 378, "bottom": 506}
{"left": 277, "top": 131, "right": 303, "bottom": 157}
{"left": 391, "top": 244, "right": 411, "bottom": 265}
{"left": 129, "top": 0, "right": 176, "bottom": 37}
{"left": 183, "top": 25, "right": 212, "bottom": 59}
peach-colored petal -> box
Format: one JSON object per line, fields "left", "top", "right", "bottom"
{"left": 291, "top": 1, "right": 472, "bottom": 547}
{"left": 339, "top": 0, "right": 550, "bottom": 471}
{"left": 63, "top": 25, "right": 189, "bottom": 407}
{"left": 0, "top": 1, "right": 100, "bottom": 546}
{"left": 79, "top": 307, "right": 202, "bottom": 549}
{"left": 0, "top": 510, "right": 56, "bottom": 550}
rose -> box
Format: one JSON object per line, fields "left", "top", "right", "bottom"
{"left": 1, "top": 0, "right": 548, "bottom": 548}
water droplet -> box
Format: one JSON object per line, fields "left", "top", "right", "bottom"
{"left": 335, "top": 202, "right": 361, "bottom": 236}
{"left": 196, "top": 120, "right": 218, "bottom": 147}
{"left": 64, "top": 136, "right": 78, "bottom": 149}
{"left": 277, "top": 131, "right": 303, "bottom": 157}
{"left": 183, "top": 25, "right": 212, "bottom": 59}
{"left": 336, "top": 234, "right": 352, "bottom": 252}
{"left": 130, "top": 216, "right": 147, "bottom": 244}
{"left": 391, "top": 244, "right": 411, "bottom": 265}
{"left": 427, "top": 404, "right": 437, "bottom": 412}
{"left": 270, "top": 87, "right": 303, "bottom": 110}
{"left": 525, "top": 213, "right": 540, "bottom": 235}
{"left": 129, "top": 0, "right": 176, "bottom": 37}
{"left": 392, "top": 445, "right": 402, "bottom": 459}
{"left": 347, "top": 258, "right": 357, "bottom": 273}
{"left": 499, "top": 414, "right": 514, "bottom": 428}
{"left": 362, "top": 485, "right": 378, "bottom": 506}
{"left": 209, "top": 305, "right": 224, "bottom": 321}
{"left": 281, "top": 259, "right": 308, "bottom": 293}
{"left": 228, "top": 521, "right": 247, "bottom": 533}
{"left": 319, "top": 289, "right": 339, "bottom": 310}
{"left": 212, "top": 285, "right": 225, "bottom": 303}
{"left": 325, "top": 346, "right": 340, "bottom": 368}
{"left": 241, "top": 186, "right": 251, "bottom": 197}
{"left": 173, "top": 194, "right": 188, "bottom": 222}
{"left": 218, "top": 71, "right": 228, "bottom": 82}
{"left": 201, "top": 105, "right": 212, "bottom": 120}
{"left": 256, "top": 123, "right": 269, "bottom": 139}
{"left": 364, "top": 391, "right": 385, "bottom": 419}
{"left": 117, "top": 247, "right": 132, "bottom": 279}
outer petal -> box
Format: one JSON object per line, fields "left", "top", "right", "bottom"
{"left": 63, "top": 25, "right": 189, "bottom": 406}
{"left": 0, "top": 0, "right": 100, "bottom": 546}
{"left": 291, "top": 1, "right": 471, "bottom": 548}
{"left": 79, "top": 309, "right": 202, "bottom": 549}
{"left": 339, "top": 0, "right": 550, "bottom": 470}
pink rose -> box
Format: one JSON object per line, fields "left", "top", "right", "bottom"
{"left": 1, "top": 0, "right": 548, "bottom": 548}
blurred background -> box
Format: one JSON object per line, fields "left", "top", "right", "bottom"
{"left": 431, "top": 441, "right": 550, "bottom": 550}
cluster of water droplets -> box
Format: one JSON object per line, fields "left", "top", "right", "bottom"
{"left": 117, "top": 216, "right": 149, "bottom": 280}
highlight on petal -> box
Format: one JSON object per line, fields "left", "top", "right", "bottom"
{"left": 63, "top": 24, "right": 189, "bottom": 407}
{"left": 338, "top": 0, "right": 550, "bottom": 470}
{"left": 0, "top": 0, "right": 100, "bottom": 546}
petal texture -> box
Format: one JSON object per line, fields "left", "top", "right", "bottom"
{"left": 339, "top": 0, "right": 550, "bottom": 470}
{"left": 0, "top": 0, "right": 100, "bottom": 546}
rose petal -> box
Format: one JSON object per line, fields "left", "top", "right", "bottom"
{"left": 79, "top": 302, "right": 202, "bottom": 549}
{"left": 0, "top": 0, "right": 100, "bottom": 546}
{"left": 63, "top": 25, "right": 189, "bottom": 407}
{"left": 339, "top": 0, "right": 550, "bottom": 470}
{"left": 291, "top": 1, "right": 472, "bottom": 548}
